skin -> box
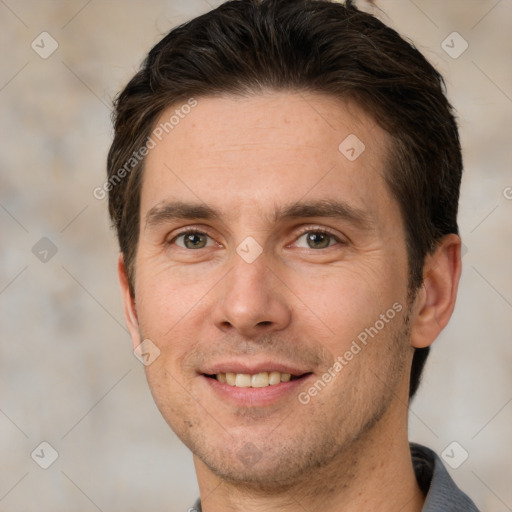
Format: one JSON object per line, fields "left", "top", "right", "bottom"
{"left": 118, "top": 92, "right": 462, "bottom": 511}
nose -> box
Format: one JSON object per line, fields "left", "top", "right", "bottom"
{"left": 212, "top": 255, "right": 292, "bottom": 337}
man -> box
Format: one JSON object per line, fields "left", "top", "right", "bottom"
{"left": 107, "top": 0, "right": 479, "bottom": 510}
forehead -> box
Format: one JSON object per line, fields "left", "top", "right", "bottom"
{"left": 140, "top": 92, "right": 395, "bottom": 224}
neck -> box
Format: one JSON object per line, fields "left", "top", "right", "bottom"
{"left": 194, "top": 402, "right": 425, "bottom": 512}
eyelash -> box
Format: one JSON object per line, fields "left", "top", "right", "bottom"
{"left": 168, "top": 228, "right": 215, "bottom": 244}
{"left": 168, "top": 226, "right": 344, "bottom": 248}
{"left": 291, "top": 227, "right": 343, "bottom": 247}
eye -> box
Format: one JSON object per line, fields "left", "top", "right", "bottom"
{"left": 294, "top": 231, "right": 339, "bottom": 249}
{"left": 173, "top": 231, "right": 215, "bottom": 249}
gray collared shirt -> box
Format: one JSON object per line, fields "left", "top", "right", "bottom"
{"left": 411, "top": 443, "right": 479, "bottom": 511}
{"left": 190, "top": 443, "right": 479, "bottom": 511}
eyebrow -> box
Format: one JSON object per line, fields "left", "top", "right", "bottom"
{"left": 145, "top": 201, "right": 220, "bottom": 230}
{"left": 144, "top": 199, "right": 373, "bottom": 231}
{"left": 277, "top": 199, "right": 373, "bottom": 230}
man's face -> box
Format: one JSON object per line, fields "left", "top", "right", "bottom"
{"left": 125, "top": 92, "right": 414, "bottom": 489}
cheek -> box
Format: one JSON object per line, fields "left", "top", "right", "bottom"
{"left": 134, "top": 274, "right": 211, "bottom": 375}
{"left": 143, "top": 363, "right": 201, "bottom": 436}
{"left": 304, "top": 261, "right": 400, "bottom": 312}
{"left": 135, "top": 255, "right": 210, "bottom": 327}
{"left": 294, "top": 260, "right": 404, "bottom": 348}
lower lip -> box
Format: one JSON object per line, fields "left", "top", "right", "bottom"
{"left": 202, "top": 375, "right": 312, "bottom": 407}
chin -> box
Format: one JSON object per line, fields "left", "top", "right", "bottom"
{"left": 191, "top": 427, "right": 344, "bottom": 493}
{"left": 202, "top": 454, "right": 309, "bottom": 492}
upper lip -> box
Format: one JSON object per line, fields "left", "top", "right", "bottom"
{"left": 200, "top": 360, "right": 312, "bottom": 377}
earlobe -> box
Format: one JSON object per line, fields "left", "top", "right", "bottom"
{"left": 410, "top": 234, "right": 462, "bottom": 349}
{"left": 117, "top": 253, "right": 142, "bottom": 349}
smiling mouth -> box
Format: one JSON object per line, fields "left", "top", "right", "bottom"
{"left": 204, "top": 371, "right": 311, "bottom": 388}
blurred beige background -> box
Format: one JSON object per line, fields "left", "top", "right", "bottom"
{"left": 1, "top": 1, "right": 511, "bottom": 511}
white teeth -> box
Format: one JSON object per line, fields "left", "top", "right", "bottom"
{"left": 215, "top": 371, "right": 294, "bottom": 387}
{"left": 235, "top": 374, "right": 252, "bottom": 387}
{"left": 269, "top": 371, "right": 281, "bottom": 385}
{"left": 251, "top": 372, "right": 269, "bottom": 388}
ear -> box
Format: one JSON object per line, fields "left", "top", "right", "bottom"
{"left": 117, "top": 253, "right": 142, "bottom": 350}
{"left": 410, "top": 234, "right": 462, "bottom": 349}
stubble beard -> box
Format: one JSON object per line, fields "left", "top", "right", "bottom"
{"left": 154, "top": 309, "right": 413, "bottom": 494}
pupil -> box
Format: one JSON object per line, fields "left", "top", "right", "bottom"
{"left": 186, "top": 234, "right": 205, "bottom": 248}
{"left": 308, "top": 233, "right": 329, "bottom": 249}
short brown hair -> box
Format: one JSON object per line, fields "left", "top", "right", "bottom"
{"left": 107, "top": 0, "right": 462, "bottom": 399}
